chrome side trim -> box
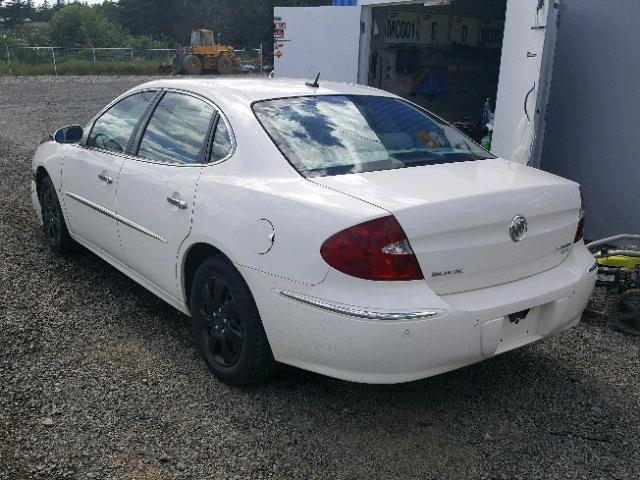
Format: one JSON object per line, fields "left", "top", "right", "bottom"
{"left": 65, "top": 192, "right": 168, "bottom": 244}
{"left": 277, "top": 290, "right": 443, "bottom": 321}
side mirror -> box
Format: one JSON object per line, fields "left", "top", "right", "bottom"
{"left": 53, "top": 126, "right": 84, "bottom": 144}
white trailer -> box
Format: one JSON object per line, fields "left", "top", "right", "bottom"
{"left": 274, "top": 0, "right": 561, "bottom": 168}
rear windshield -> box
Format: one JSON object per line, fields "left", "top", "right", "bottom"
{"left": 253, "top": 95, "right": 494, "bottom": 178}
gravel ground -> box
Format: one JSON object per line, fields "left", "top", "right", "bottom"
{"left": 1, "top": 76, "right": 639, "bottom": 480}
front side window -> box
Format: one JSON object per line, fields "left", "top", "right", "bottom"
{"left": 87, "top": 91, "right": 156, "bottom": 153}
{"left": 137, "top": 92, "right": 215, "bottom": 164}
{"left": 253, "top": 95, "right": 494, "bottom": 177}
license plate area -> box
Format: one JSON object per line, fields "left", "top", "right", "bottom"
{"left": 501, "top": 307, "right": 540, "bottom": 344}
{"left": 481, "top": 307, "right": 542, "bottom": 356}
{"left": 508, "top": 308, "right": 531, "bottom": 324}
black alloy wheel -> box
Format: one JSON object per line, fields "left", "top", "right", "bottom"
{"left": 190, "top": 256, "right": 276, "bottom": 385}
{"left": 199, "top": 276, "right": 244, "bottom": 367}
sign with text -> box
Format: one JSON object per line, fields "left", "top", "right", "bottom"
{"left": 480, "top": 18, "right": 504, "bottom": 49}
{"left": 418, "top": 13, "right": 450, "bottom": 46}
{"left": 274, "top": 16, "right": 289, "bottom": 59}
{"left": 450, "top": 16, "right": 481, "bottom": 47}
{"left": 385, "top": 10, "right": 419, "bottom": 45}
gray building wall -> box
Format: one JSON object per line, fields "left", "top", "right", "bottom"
{"left": 541, "top": 0, "right": 640, "bottom": 240}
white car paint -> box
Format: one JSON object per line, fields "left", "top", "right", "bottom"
{"left": 31, "top": 78, "right": 596, "bottom": 384}
{"left": 312, "top": 159, "right": 580, "bottom": 295}
{"left": 116, "top": 159, "right": 202, "bottom": 298}
{"left": 61, "top": 147, "right": 124, "bottom": 256}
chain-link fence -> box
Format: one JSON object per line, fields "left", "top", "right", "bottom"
{"left": 235, "top": 48, "right": 266, "bottom": 75}
{"left": 0, "top": 45, "right": 266, "bottom": 76}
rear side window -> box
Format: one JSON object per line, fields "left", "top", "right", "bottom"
{"left": 211, "top": 119, "right": 233, "bottom": 161}
{"left": 87, "top": 91, "right": 156, "bottom": 153}
{"left": 253, "top": 95, "right": 494, "bottom": 177}
{"left": 137, "top": 92, "right": 215, "bottom": 164}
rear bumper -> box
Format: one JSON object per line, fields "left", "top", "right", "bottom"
{"left": 240, "top": 244, "right": 597, "bottom": 384}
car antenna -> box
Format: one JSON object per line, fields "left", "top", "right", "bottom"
{"left": 305, "top": 72, "right": 321, "bottom": 88}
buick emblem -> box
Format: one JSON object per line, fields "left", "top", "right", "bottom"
{"left": 509, "top": 215, "right": 528, "bottom": 242}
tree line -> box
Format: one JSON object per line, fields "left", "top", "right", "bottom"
{"left": 0, "top": 0, "right": 331, "bottom": 48}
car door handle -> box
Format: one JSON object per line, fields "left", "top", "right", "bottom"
{"left": 98, "top": 172, "right": 113, "bottom": 185}
{"left": 167, "top": 194, "right": 188, "bottom": 210}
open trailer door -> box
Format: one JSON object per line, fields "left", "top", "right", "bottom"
{"left": 273, "top": 6, "right": 362, "bottom": 83}
{"left": 491, "top": 0, "right": 561, "bottom": 167}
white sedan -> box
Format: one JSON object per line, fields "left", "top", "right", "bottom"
{"left": 31, "top": 78, "right": 597, "bottom": 385}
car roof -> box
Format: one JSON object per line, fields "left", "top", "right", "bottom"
{"left": 138, "top": 77, "right": 395, "bottom": 105}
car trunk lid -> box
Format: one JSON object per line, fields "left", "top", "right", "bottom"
{"left": 311, "top": 159, "right": 581, "bottom": 295}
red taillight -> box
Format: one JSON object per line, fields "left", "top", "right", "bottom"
{"left": 574, "top": 191, "right": 585, "bottom": 243}
{"left": 320, "top": 216, "right": 424, "bottom": 281}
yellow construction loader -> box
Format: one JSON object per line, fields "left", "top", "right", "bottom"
{"left": 162, "top": 29, "right": 239, "bottom": 75}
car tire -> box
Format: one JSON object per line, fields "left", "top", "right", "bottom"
{"left": 182, "top": 55, "right": 203, "bottom": 75}
{"left": 190, "top": 256, "right": 276, "bottom": 385}
{"left": 39, "top": 176, "right": 74, "bottom": 253}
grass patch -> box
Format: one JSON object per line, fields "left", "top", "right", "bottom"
{"left": 0, "top": 59, "right": 163, "bottom": 76}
